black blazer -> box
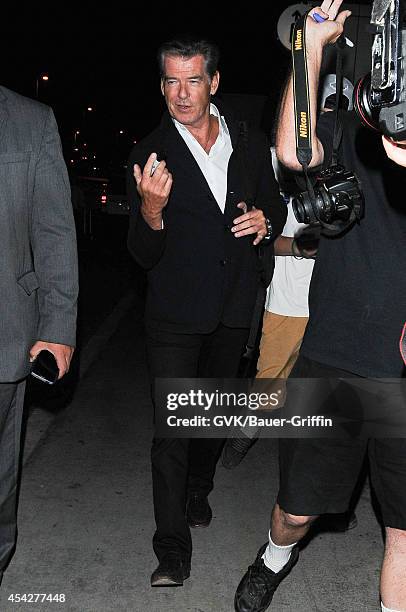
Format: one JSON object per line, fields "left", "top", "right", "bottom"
{"left": 127, "top": 107, "right": 286, "bottom": 334}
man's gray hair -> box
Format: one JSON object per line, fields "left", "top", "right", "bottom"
{"left": 157, "top": 37, "right": 220, "bottom": 79}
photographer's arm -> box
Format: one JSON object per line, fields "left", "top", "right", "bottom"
{"left": 274, "top": 236, "right": 295, "bottom": 255}
{"left": 276, "top": 0, "right": 351, "bottom": 171}
{"left": 274, "top": 235, "right": 318, "bottom": 259}
{"left": 382, "top": 136, "right": 406, "bottom": 168}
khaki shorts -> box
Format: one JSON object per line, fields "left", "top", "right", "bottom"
{"left": 256, "top": 311, "right": 308, "bottom": 380}
{"left": 255, "top": 311, "right": 308, "bottom": 408}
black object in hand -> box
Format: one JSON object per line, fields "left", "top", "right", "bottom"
{"left": 30, "top": 350, "right": 59, "bottom": 385}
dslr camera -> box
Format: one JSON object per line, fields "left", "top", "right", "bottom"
{"left": 292, "top": 164, "right": 364, "bottom": 232}
{"left": 354, "top": 0, "right": 406, "bottom": 140}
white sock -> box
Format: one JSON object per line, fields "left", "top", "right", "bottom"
{"left": 381, "top": 603, "right": 405, "bottom": 612}
{"left": 261, "top": 531, "right": 297, "bottom": 573}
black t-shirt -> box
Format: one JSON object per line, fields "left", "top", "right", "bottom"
{"left": 301, "top": 111, "right": 406, "bottom": 377}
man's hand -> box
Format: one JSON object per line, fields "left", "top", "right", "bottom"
{"left": 306, "top": 0, "right": 352, "bottom": 49}
{"left": 232, "top": 202, "right": 267, "bottom": 246}
{"left": 292, "top": 238, "right": 318, "bottom": 259}
{"left": 274, "top": 235, "right": 317, "bottom": 258}
{"left": 30, "top": 341, "right": 74, "bottom": 380}
{"left": 382, "top": 136, "right": 406, "bottom": 168}
{"left": 133, "top": 153, "right": 173, "bottom": 230}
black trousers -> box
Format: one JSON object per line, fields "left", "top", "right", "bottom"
{"left": 0, "top": 381, "right": 25, "bottom": 577}
{"left": 146, "top": 323, "right": 249, "bottom": 562}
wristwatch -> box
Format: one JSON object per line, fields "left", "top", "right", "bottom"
{"left": 263, "top": 218, "right": 273, "bottom": 241}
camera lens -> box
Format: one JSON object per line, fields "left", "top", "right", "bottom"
{"left": 354, "top": 74, "right": 380, "bottom": 132}
{"left": 293, "top": 194, "right": 309, "bottom": 224}
{"left": 293, "top": 192, "right": 322, "bottom": 224}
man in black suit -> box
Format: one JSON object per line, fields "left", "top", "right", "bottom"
{"left": 127, "top": 37, "right": 286, "bottom": 587}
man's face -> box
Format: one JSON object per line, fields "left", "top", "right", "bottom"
{"left": 161, "top": 54, "right": 219, "bottom": 128}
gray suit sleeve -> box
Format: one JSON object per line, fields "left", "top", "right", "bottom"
{"left": 31, "top": 108, "right": 79, "bottom": 346}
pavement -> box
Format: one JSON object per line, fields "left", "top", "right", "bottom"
{"left": 0, "top": 300, "right": 386, "bottom": 612}
{"left": 23, "top": 211, "right": 143, "bottom": 454}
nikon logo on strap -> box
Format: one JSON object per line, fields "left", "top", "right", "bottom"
{"left": 291, "top": 12, "right": 313, "bottom": 166}
{"left": 294, "top": 29, "right": 303, "bottom": 51}
{"left": 300, "top": 112, "right": 308, "bottom": 138}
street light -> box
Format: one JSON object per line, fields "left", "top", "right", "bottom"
{"left": 36, "top": 73, "right": 49, "bottom": 98}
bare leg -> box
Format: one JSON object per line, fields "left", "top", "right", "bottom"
{"left": 381, "top": 527, "right": 406, "bottom": 611}
{"left": 271, "top": 503, "right": 318, "bottom": 546}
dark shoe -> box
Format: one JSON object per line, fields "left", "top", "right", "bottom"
{"left": 150, "top": 552, "right": 190, "bottom": 587}
{"left": 186, "top": 493, "right": 212, "bottom": 528}
{"left": 222, "top": 436, "right": 258, "bottom": 469}
{"left": 235, "top": 542, "right": 299, "bottom": 611}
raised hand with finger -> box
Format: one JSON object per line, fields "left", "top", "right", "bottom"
{"left": 306, "top": 0, "right": 352, "bottom": 48}
{"left": 133, "top": 152, "right": 173, "bottom": 230}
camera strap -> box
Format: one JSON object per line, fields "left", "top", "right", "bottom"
{"left": 291, "top": 12, "right": 318, "bottom": 215}
{"left": 292, "top": 13, "right": 358, "bottom": 235}
{"left": 291, "top": 11, "right": 345, "bottom": 168}
{"left": 237, "top": 120, "right": 275, "bottom": 371}
{"left": 331, "top": 36, "right": 346, "bottom": 166}
{"left": 291, "top": 13, "right": 313, "bottom": 167}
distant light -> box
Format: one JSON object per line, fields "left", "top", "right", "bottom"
{"left": 93, "top": 167, "right": 97, "bottom": 170}
{"left": 70, "top": 160, "right": 74, "bottom": 163}
{"left": 87, "top": 107, "right": 93, "bottom": 111}
{"left": 74, "top": 148, "right": 79, "bottom": 152}
{"left": 119, "top": 130, "right": 124, "bottom": 134}
{"left": 75, "top": 130, "right": 80, "bottom": 135}
{"left": 101, "top": 194, "right": 107, "bottom": 205}
{"left": 133, "top": 140, "right": 137, "bottom": 144}
{"left": 83, "top": 143, "right": 87, "bottom": 147}
{"left": 41, "top": 75, "right": 49, "bottom": 81}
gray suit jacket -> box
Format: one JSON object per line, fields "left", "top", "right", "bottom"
{"left": 0, "top": 86, "right": 78, "bottom": 382}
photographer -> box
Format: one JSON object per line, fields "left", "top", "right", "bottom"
{"left": 234, "top": 2, "right": 406, "bottom": 612}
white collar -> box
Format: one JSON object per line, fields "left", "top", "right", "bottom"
{"left": 172, "top": 103, "right": 228, "bottom": 141}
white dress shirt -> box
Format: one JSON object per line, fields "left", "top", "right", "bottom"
{"left": 173, "top": 103, "right": 233, "bottom": 213}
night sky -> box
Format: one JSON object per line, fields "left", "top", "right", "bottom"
{"left": 2, "top": 1, "right": 372, "bottom": 173}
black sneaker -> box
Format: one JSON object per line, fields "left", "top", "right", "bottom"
{"left": 234, "top": 542, "right": 299, "bottom": 611}
{"left": 221, "top": 436, "right": 258, "bottom": 469}
{"left": 150, "top": 552, "right": 190, "bottom": 587}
